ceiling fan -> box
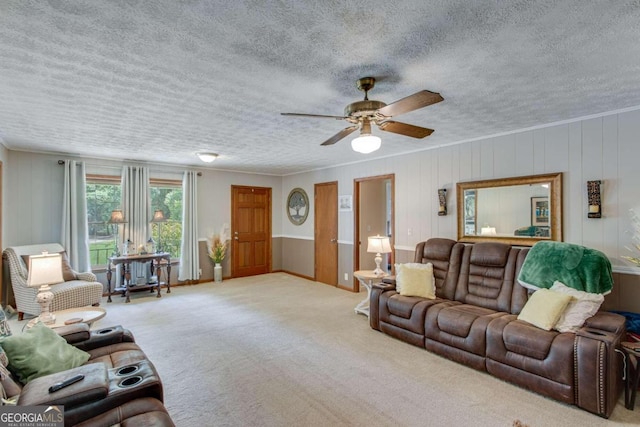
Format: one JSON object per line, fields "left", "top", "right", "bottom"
{"left": 281, "top": 77, "right": 443, "bottom": 153}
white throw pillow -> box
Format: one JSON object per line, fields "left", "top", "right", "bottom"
{"left": 395, "top": 263, "right": 436, "bottom": 299}
{"left": 551, "top": 281, "right": 604, "bottom": 332}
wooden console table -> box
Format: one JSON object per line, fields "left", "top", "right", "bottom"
{"left": 107, "top": 252, "right": 171, "bottom": 303}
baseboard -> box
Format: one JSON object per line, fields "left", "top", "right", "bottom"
{"left": 279, "top": 270, "right": 314, "bottom": 282}
{"left": 337, "top": 283, "right": 356, "bottom": 292}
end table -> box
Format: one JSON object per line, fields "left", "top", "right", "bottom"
{"left": 353, "top": 270, "right": 387, "bottom": 317}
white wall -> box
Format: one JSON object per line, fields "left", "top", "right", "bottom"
{"left": 283, "top": 108, "right": 640, "bottom": 276}
{"left": 3, "top": 151, "right": 283, "bottom": 249}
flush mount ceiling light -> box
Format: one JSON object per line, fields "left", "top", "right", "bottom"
{"left": 196, "top": 152, "right": 218, "bottom": 163}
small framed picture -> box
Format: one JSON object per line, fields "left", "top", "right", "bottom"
{"left": 339, "top": 195, "right": 352, "bottom": 212}
{"left": 531, "top": 197, "right": 549, "bottom": 226}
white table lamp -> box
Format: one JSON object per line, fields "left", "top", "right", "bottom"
{"left": 367, "top": 235, "right": 392, "bottom": 276}
{"left": 27, "top": 251, "right": 64, "bottom": 324}
{"left": 481, "top": 226, "right": 497, "bottom": 236}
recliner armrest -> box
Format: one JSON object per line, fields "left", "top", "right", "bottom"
{"left": 583, "top": 311, "right": 626, "bottom": 335}
{"left": 18, "top": 363, "right": 108, "bottom": 408}
{"left": 71, "top": 325, "right": 136, "bottom": 351}
{"left": 56, "top": 322, "right": 92, "bottom": 344}
{"left": 373, "top": 282, "right": 395, "bottom": 292}
{"left": 382, "top": 276, "right": 396, "bottom": 286}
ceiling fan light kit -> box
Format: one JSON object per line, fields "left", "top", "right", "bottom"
{"left": 197, "top": 152, "right": 218, "bottom": 163}
{"left": 281, "top": 77, "right": 443, "bottom": 153}
{"left": 351, "top": 134, "right": 382, "bottom": 154}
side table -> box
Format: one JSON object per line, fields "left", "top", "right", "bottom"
{"left": 353, "top": 270, "right": 387, "bottom": 317}
{"left": 27, "top": 307, "right": 107, "bottom": 329}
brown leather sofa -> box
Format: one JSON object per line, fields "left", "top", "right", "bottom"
{"left": 370, "top": 238, "right": 626, "bottom": 418}
{"left": 4, "top": 324, "right": 174, "bottom": 427}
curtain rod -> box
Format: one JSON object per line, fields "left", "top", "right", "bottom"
{"left": 57, "top": 160, "right": 202, "bottom": 176}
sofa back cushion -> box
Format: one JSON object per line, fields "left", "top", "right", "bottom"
{"left": 455, "top": 242, "right": 522, "bottom": 313}
{"left": 413, "top": 238, "right": 463, "bottom": 300}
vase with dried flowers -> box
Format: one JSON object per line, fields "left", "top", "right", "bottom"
{"left": 208, "top": 225, "right": 229, "bottom": 282}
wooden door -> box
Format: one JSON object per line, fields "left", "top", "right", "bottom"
{"left": 314, "top": 181, "right": 338, "bottom": 286}
{"left": 231, "top": 186, "right": 272, "bottom": 278}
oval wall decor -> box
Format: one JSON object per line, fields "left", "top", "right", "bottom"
{"left": 287, "top": 188, "right": 309, "bottom": 225}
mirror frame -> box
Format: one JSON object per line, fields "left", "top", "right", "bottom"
{"left": 456, "top": 172, "right": 563, "bottom": 246}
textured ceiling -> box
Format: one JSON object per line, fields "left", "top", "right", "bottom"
{"left": 1, "top": 1, "right": 640, "bottom": 175}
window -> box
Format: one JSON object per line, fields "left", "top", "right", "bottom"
{"left": 86, "top": 175, "right": 184, "bottom": 268}
{"left": 150, "top": 179, "right": 183, "bottom": 259}
{"left": 86, "top": 175, "right": 121, "bottom": 267}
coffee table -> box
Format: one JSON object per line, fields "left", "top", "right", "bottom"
{"left": 27, "top": 307, "right": 107, "bottom": 329}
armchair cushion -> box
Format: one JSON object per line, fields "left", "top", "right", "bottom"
{"left": 0, "top": 323, "right": 90, "bottom": 383}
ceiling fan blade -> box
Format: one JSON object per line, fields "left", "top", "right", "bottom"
{"left": 281, "top": 112, "right": 346, "bottom": 120}
{"left": 376, "top": 90, "right": 443, "bottom": 118}
{"left": 321, "top": 125, "right": 359, "bottom": 146}
{"left": 378, "top": 121, "right": 434, "bottom": 138}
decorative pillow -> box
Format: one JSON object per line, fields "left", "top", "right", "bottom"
{"left": 551, "top": 281, "right": 604, "bottom": 332}
{"left": 0, "top": 323, "right": 90, "bottom": 383}
{"left": 22, "top": 251, "right": 77, "bottom": 282}
{"left": 396, "top": 263, "right": 436, "bottom": 299}
{"left": 517, "top": 288, "right": 573, "bottom": 331}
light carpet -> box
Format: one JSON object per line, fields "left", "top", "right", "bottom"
{"left": 9, "top": 273, "right": 640, "bottom": 426}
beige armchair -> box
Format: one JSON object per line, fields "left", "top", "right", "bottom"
{"left": 2, "top": 243, "right": 103, "bottom": 320}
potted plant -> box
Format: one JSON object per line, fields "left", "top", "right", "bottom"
{"left": 208, "top": 225, "right": 229, "bottom": 283}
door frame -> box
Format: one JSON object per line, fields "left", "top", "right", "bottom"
{"left": 353, "top": 173, "right": 395, "bottom": 292}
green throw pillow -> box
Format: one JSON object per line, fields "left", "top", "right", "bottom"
{"left": 0, "top": 322, "right": 90, "bottom": 383}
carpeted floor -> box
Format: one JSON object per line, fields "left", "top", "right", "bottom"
{"left": 9, "top": 273, "right": 640, "bottom": 426}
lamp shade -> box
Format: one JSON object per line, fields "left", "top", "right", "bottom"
{"left": 27, "top": 252, "right": 63, "bottom": 288}
{"left": 351, "top": 135, "right": 381, "bottom": 154}
{"left": 367, "top": 235, "right": 392, "bottom": 254}
{"left": 151, "top": 209, "right": 166, "bottom": 222}
{"left": 481, "top": 226, "right": 497, "bottom": 236}
{"left": 108, "top": 209, "right": 127, "bottom": 224}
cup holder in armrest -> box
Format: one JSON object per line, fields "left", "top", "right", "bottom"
{"left": 97, "top": 328, "right": 114, "bottom": 335}
{"left": 118, "top": 376, "right": 143, "bottom": 387}
{"left": 116, "top": 365, "right": 139, "bottom": 376}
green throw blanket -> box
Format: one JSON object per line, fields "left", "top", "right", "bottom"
{"left": 518, "top": 241, "right": 613, "bottom": 294}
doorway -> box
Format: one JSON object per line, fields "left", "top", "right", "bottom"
{"left": 354, "top": 174, "right": 394, "bottom": 291}
{"left": 231, "top": 185, "right": 272, "bottom": 278}
{"left": 314, "top": 181, "right": 338, "bottom": 286}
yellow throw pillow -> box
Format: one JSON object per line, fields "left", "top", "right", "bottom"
{"left": 517, "top": 288, "right": 573, "bottom": 331}
{"left": 397, "top": 263, "right": 436, "bottom": 299}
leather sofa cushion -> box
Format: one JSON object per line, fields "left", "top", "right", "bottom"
{"left": 486, "top": 315, "right": 576, "bottom": 387}
{"left": 502, "top": 319, "right": 557, "bottom": 360}
{"left": 86, "top": 342, "right": 148, "bottom": 369}
{"left": 388, "top": 294, "right": 427, "bottom": 318}
{"left": 469, "top": 242, "right": 511, "bottom": 267}
{"left": 436, "top": 304, "right": 497, "bottom": 337}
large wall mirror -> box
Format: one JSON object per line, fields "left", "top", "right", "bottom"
{"left": 456, "top": 172, "right": 562, "bottom": 246}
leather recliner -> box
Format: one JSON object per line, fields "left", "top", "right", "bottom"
{"left": 3, "top": 323, "right": 174, "bottom": 427}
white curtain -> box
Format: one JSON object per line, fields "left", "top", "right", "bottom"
{"left": 179, "top": 170, "right": 199, "bottom": 281}
{"left": 122, "top": 166, "right": 151, "bottom": 282}
{"left": 61, "top": 160, "right": 91, "bottom": 272}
